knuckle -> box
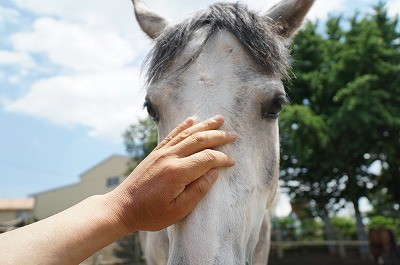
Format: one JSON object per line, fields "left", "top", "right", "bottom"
{"left": 179, "top": 129, "right": 191, "bottom": 140}
{"left": 153, "top": 151, "right": 176, "bottom": 168}
{"left": 157, "top": 138, "right": 170, "bottom": 149}
{"left": 203, "top": 149, "right": 217, "bottom": 162}
{"left": 164, "top": 135, "right": 174, "bottom": 142}
{"left": 217, "top": 130, "right": 227, "bottom": 140}
{"left": 172, "top": 202, "right": 189, "bottom": 220}
{"left": 155, "top": 149, "right": 169, "bottom": 159}
{"left": 201, "top": 120, "right": 211, "bottom": 128}
{"left": 193, "top": 132, "right": 207, "bottom": 144}
{"left": 163, "top": 163, "right": 179, "bottom": 175}
{"left": 195, "top": 181, "right": 210, "bottom": 197}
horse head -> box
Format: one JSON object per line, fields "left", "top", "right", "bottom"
{"left": 133, "top": 0, "right": 314, "bottom": 264}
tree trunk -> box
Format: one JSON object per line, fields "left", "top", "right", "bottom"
{"left": 321, "top": 206, "right": 338, "bottom": 256}
{"left": 352, "top": 198, "right": 370, "bottom": 256}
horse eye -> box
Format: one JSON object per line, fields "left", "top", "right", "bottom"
{"left": 144, "top": 101, "right": 159, "bottom": 122}
{"left": 263, "top": 96, "right": 289, "bottom": 119}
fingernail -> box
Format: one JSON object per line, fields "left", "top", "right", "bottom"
{"left": 210, "top": 115, "right": 223, "bottom": 123}
{"left": 227, "top": 131, "right": 238, "bottom": 138}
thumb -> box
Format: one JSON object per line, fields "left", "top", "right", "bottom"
{"left": 173, "top": 169, "right": 219, "bottom": 216}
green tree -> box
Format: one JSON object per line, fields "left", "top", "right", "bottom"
{"left": 330, "top": 217, "right": 356, "bottom": 240}
{"left": 368, "top": 187, "right": 400, "bottom": 218}
{"left": 368, "top": 216, "right": 400, "bottom": 237}
{"left": 273, "top": 216, "right": 298, "bottom": 241}
{"left": 299, "top": 218, "right": 324, "bottom": 241}
{"left": 123, "top": 117, "right": 158, "bottom": 173}
{"left": 280, "top": 18, "right": 348, "bottom": 254}
{"left": 368, "top": 3, "right": 400, "bottom": 217}
{"left": 280, "top": 3, "right": 400, "bottom": 255}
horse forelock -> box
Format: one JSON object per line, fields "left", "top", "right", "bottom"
{"left": 144, "top": 2, "right": 290, "bottom": 85}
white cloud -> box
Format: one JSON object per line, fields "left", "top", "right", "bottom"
{"left": 2, "top": 1, "right": 152, "bottom": 142}
{"left": 0, "top": 50, "right": 35, "bottom": 68}
{"left": 0, "top": 50, "right": 35, "bottom": 84}
{"left": 11, "top": 18, "right": 137, "bottom": 72}
{"left": 387, "top": 0, "right": 400, "bottom": 17}
{"left": 3, "top": 68, "right": 147, "bottom": 142}
{"left": 12, "top": 0, "right": 134, "bottom": 32}
{"left": 0, "top": 5, "right": 20, "bottom": 28}
{"left": 307, "top": 0, "right": 346, "bottom": 21}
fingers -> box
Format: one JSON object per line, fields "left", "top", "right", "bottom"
{"left": 154, "top": 117, "right": 195, "bottom": 151}
{"left": 163, "top": 115, "right": 225, "bottom": 148}
{"left": 178, "top": 149, "right": 235, "bottom": 184}
{"left": 172, "top": 169, "right": 219, "bottom": 216}
{"left": 172, "top": 130, "right": 237, "bottom": 157}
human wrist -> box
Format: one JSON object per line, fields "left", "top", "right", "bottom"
{"left": 101, "top": 190, "right": 139, "bottom": 235}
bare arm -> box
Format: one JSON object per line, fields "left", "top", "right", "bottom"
{"left": 0, "top": 115, "right": 236, "bottom": 264}
{"left": 0, "top": 195, "right": 122, "bottom": 264}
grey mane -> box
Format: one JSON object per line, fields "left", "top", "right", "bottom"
{"left": 145, "top": 2, "right": 290, "bottom": 84}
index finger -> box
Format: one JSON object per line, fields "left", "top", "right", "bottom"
{"left": 154, "top": 117, "right": 196, "bottom": 151}
{"left": 164, "top": 115, "right": 225, "bottom": 148}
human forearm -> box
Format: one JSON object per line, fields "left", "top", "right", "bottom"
{"left": 0, "top": 195, "right": 125, "bottom": 265}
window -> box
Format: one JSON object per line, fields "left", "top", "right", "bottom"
{"left": 16, "top": 211, "right": 29, "bottom": 219}
{"left": 106, "top": 176, "right": 120, "bottom": 188}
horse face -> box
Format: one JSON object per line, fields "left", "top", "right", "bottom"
{"left": 147, "top": 29, "right": 281, "bottom": 263}
{"left": 134, "top": 1, "right": 314, "bottom": 264}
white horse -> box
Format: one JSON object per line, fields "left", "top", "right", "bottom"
{"left": 132, "top": 0, "right": 314, "bottom": 264}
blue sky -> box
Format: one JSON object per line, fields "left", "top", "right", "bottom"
{"left": 0, "top": 0, "right": 399, "bottom": 213}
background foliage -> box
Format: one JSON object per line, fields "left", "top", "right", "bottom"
{"left": 123, "top": 2, "right": 400, "bottom": 253}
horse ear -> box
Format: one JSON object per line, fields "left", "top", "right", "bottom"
{"left": 263, "top": 0, "right": 314, "bottom": 38}
{"left": 132, "top": 0, "right": 170, "bottom": 39}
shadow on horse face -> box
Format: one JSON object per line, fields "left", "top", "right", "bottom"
{"left": 133, "top": 0, "right": 314, "bottom": 264}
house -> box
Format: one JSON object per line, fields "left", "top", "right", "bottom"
{"left": 0, "top": 198, "right": 34, "bottom": 223}
{"left": 32, "top": 155, "right": 132, "bottom": 220}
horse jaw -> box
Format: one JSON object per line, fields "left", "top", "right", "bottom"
{"left": 147, "top": 29, "right": 280, "bottom": 264}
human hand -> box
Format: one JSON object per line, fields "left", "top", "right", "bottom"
{"left": 105, "top": 115, "right": 237, "bottom": 232}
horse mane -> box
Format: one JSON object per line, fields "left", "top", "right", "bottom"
{"left": 145, "top": 2, "right": 290, "bottom": 84}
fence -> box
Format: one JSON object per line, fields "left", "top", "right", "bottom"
{"left": 83, "top": 233, "right": 400, "bottom": 264}
{"left": 270, "top": 227, "right": 400, "bottom": 259}
{"left": 272, "top": 240, "right": 370, "bottom": 259}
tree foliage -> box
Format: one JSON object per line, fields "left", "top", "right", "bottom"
{"left": 123, "top": 117, "right": 158, "bottom": 173}
{"left": 368, "top": 216, "right": 400, "bottom": 237}
{"left": 279, "top": 3, "right": 400, "bottom": 248}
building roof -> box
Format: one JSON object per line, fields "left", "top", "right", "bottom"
{"left": 0, "top": 198, "right": 34, "bottom": 211}
{"left": 79, "top": 155, "right": 131, "bottom": 179}
{"left": 31, "top": 155, "right": 132, "bottom": 196}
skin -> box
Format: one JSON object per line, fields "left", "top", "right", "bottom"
{"left": 0, "top": 115, "right": 236, "bottom": 265}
